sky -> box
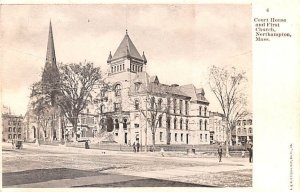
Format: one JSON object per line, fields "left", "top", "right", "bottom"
{"left": 0, "top": 4, "right": 252, "bottom": 115}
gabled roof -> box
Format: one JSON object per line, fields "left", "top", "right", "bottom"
{"left": 111, "top": 30, "right": 143, "bottom": 61}
{"left": 179, "top": 84, "right": 209, "bottom": 103}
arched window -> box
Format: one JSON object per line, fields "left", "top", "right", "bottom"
{"left": 199, "top": 106, "right": 202, "bottom": 116}
{"left": 150, "top": 97, "right": 155, "bottom": 109}
{"left": 134, "top": 99, "right": 139, "bottom": 110}
{"left": 174, "top": 118, "right": 177, "bottom": 129}
{"left": 249, "top": 127, "right": 252, "bottom": 133}
{"left": 167, "top": 98, "right": 171, "bottom": 113}
{"left": 186, "top": 119, "right": 189, "bottom": 130}
{"left": 158, "top": 115, "right": 162, "bottom": 127}
{"left": 117, "top": 65, "right": 119, "bottom": 71}
{"left": 238, "top": 128, "right": 241, "bottom": 133}
{"left": 199, "top": 119, "right": 202, "bottom": 130}
{"left": 111, "top": 67, "right": 113, "bottom": 73}
{"left": 204, "top": 107, "right": 207, "bottom": 116}
{"left": 123, "top": 118, "right": 127, "bottom": 129}
{"left": 158, "top": 98, "right": 162, "bottom": 110}
{"left": 204, "top": 120, "right": 207, "bottom": 130}
{"left": 115, "top": 119, "right": 119, "bottom": 129}
{"left": 237, "top": 120, "right": 241, "bottom": 126}
{"left": 115, "top": 84, "right": 121, "bottom": 96}
{"left": 180, "top": 118, "right": 183, "bottom": 129}
{"left": 248, "top": 120, "right": 252, "bottom": 125}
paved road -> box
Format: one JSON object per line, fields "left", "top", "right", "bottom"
{"left": 2, "top": 142, "right": 252, "bottom": 187}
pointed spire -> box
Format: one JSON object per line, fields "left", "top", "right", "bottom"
{"left": 142, "top": 51, "right": 147, "bottom": 64}
{"left": 126, "top": 45, "right": 130, "bottom": 58}
{"left": 107, "top": 51, "right": 112, "bottom": 63}
{"left": 126, "top": 29, "right": 128, "bottom": 35}
{"left": 46, "top": 20, "right": 56, "bottom": 65}
{"left": 42, "top": 20, "right": 59, "bottom": 84}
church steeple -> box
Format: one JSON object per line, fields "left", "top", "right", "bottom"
{"left": 42, "top": 20, "right": 59, "bottom": 84}
{"left": 45, "top": 20, "right": 56, "bottom": 66}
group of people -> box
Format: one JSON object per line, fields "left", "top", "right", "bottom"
{"left": 217, "top": 144, "right": 253, "bottom": 163}
{"left": 132, "top": 141, "right": 140, "bottom": 152}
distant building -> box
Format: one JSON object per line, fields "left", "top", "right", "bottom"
{"left": 232, "top": 113, "right": 253, "bottom": 145}
{"left": 209, "top": 112, "right": 226, "bottom": 144}
{"left": 2, "top": 107, "right": 25, "bottom": 142}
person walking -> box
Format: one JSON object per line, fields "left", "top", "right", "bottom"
{"left": 132, "top": 142, "right": 136, "bottom": 153}
{"left": 136, "top": 141, "right": 140, "bottom": 152}
{"left": 217, "top": 145, "right": 223, "bottom": 162}
{"left": 248, "top": 144, "right": 253, "bottom": 163}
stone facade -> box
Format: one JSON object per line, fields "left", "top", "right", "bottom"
{"left": 209, "top": 112, "right": 226, "bottom": 144}
{"left": 232, "top": 113, "right": 253, "bottom": 145}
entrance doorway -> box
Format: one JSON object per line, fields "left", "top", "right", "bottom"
{"left": 107, "top": 117, "right": 113, "bottom": 132}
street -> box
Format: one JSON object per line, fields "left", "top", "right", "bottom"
{"left": 2, "top": 143, "right": 252, "bottom": 187}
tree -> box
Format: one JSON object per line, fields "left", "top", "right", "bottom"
{"left": 137, "top": 83, "right": 172, "bottom": 151}
{"left": 58, "top": 62, "right": 101, "bottom": 139}
{"left": 209, "top": 65, "right": 249, "bottom": 156}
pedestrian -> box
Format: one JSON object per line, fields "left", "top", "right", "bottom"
{"left": 217, "top": 145, "right": 223, "bottom": 162}
{"left": 136, "top": 141, "right": 140, "bottom": 152}
{"left": 85, "top": 140, "right": 90, "bottom": 149}
{"left": 132, "top": 142, "right": 136, "bottom": 153}
{"left": 248, "top": 144, "right": 253, "bottom": 163}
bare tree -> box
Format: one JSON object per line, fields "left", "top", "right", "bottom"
{"left": 209, "top": 65, "right": 249, "bottom": 156}
{"left": 136, "top": 83, "right": 172, "bottom": 151}
{"left": 58, "top": 62, "right": 101, "bottom": 139}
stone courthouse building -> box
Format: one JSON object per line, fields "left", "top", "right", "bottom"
{"left": 94, "top": 30, "right": 211, "bottom": 146}
{"left": 24, "top": 22, "right": 211, "bottom": 146}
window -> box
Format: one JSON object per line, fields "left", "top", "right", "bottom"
{"left": 185, "top": 101, "right": 189, "bottom": 115}
{"left": 200, "top": 134, "right": 202, "bottom": 141}
{"left": 181, "top": 133, "right": 183, "bottom": 142}
{"left": 204, "top": 107, "right": 207, "bottom": 117}
{"left": 174, "top": 118, "right": 177, "bottom": 129}
{"left": 248, "top": 120, "right": 252, "bottom": 125}
{"left": 18, "top": 128, "right": 21, "bottom": 133}
{"left": 199, "top": 106, "right": 202, "bottom": 116}
{"left": 180, "top": 118, "right": 183, "bottom": 129}
{"left": 135, "top": 83, "right": 141, "bottom": 92}
{"left": 115, "top": 84, "right": 121, "bottom": 96}
{"left": 115, "top": 119, "right": 119, "bottom": 129}
{"left": 244, "top": 128, "right": 246, "bottom": 133}
{"left": 179, "top": 100, "right": 183, "bottom": 114}
{"left": 158, "top": 99, "right": 162, "bottom": 110}
{"left": 204, "top": 120, "right": 207, "bottom": 130}
{"left": 158, "top": 115, "right": 162, "bottom": 127}
{"left": 117, "top": 65, "right": 119, "bottom": 71}
{"left": 123, "top": 119, "right": 127, "bottom": 129}
{"left": 173, "top": 98, "right": 177, "bottom": 113}
{"left": 167, "top": 98, "right": 171, "bottom": 113}
{"left": 150, "top": 97, "right": 155, "bottom": 109}
{"left": 160, "top": 132, "right": 163, "bottom": 141}
{"left": 237, "top": 120, "right": 241, "bottom": 126}
{"left": 9, "top": 127, "right": 12, "bottom": 132}
{"left": 13, "top": 127, "right": 16, "bottom": 132}
{"left": 100, "top": 90, "right": 105, "bottom": 97}
{"left": 111, "top": 67, "right": 113, "bottom": 73}
{"left": 243, "top": 120, "right": 246, "bottom": 125}
{"left": 199, "top": 120, "right": 202, "bottom": 130}
{"left": 134, "top": 99, "right": 139, "bottom": 110}
{"left": 114, "top": 103, "right": 121, "bottom": 112}
{"left": 123, "top": 64, "right": 125, "bottom": 70}
{"left": 8, "top": 134, "right": 12, "bottom": 139}
{"left": 186, "top": 119, "right": 189, "bottom": 130}
{"left": 166, "top": 117, "right": 171, "bottom": 129}
{"left": 249, "top": 127, "right": 252, "bottom": 133}
{"left": 18, "top": 134, "right": 21, "bottom": 139}
{"left": 238, "top": 128, "right": 241, "bottom": 133}
{"left": 100, "top": 105, "right": 105, "bottom": 113}
{"left": 205, "top": 134, "right": 207, "bottom": 142}
{"left": 134, "top": 124, "right": 139, "bottom": 128}
{"left": 175, "top": 133, "right": 178, "bottom": 142}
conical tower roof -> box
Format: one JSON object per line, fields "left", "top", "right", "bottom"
{"left": 111, "top": 30, "right": 143, "bottom": 61}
